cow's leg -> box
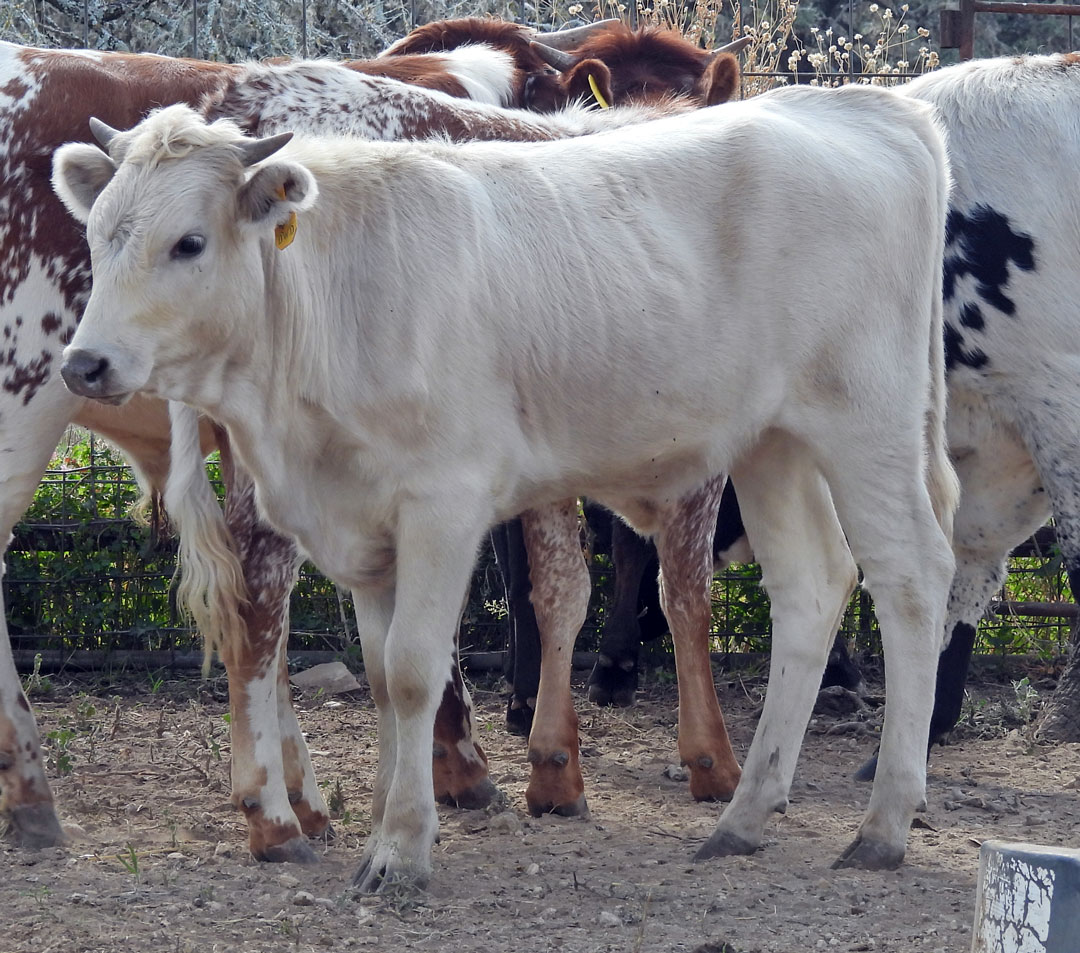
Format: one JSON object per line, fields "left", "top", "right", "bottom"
{"left": 351, "top": 585, "right": 397, "bottom": 849}
{"left": 522, "top": 500, "right": 592, "bottom": 817}
{"left": 855, "top": 414, "right": 1047, "bottom": 780}
{"left": 217, "top": 454, "right": 326, "bottom": 862}
{"left": 814, "top": 433, "right": 953, "bottom": 870}
{"left": 0, "top": 384, "right": 78, "bottom": 848}
{"left": 353, "top": 503, "right": 486, "bottom": 892}
{"left": 274, "top": 646, "right": 333, "bottom": 840}
{"left": 654, "top": 474, "right": 742, "bottom": 801}
{"left": 491, "top": 519, "right": 541, "bottom": 735}
{"left": 588, "top": 516, "right": 655, "bottom": 707}
{"left": 432, "top": 646, "right": 498, "bottom": 808}
{"left": 696, "top": 439, "right": 856, "bottom": 861}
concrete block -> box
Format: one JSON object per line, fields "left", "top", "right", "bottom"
{"left": 972, "top": 840, "right": 1080, "bottom": 953}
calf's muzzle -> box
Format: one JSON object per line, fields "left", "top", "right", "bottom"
{"left": 60, "top": 348, "right": 115, "bottom": 400}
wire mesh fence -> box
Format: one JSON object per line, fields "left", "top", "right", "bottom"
{"left": 3, "top": 3, "right": 1077, "bottom": 669}
{"left": 6, "top": 428, "right": 1074, "bottom": 668}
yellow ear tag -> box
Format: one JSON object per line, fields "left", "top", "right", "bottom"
{"left": 587, "top": 74, "right": 611, "bottom": 110}
{"left": 273, "top": 185, "right": 298, "bottom": 251}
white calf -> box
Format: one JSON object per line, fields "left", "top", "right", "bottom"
{"left": 54, "top": 86, "right": 954, "bottom": 888}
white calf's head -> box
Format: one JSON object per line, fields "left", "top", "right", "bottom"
{"left": 53, "top": 104, "right": 317, "bottom": 404}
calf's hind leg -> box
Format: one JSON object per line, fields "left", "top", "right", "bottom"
{"left": 818, "top": 435, "right": 953, "bottom": 869}
{"left": 522, "top": 500, "right": 592, "bottom": 817}
{"left": 696, "top": 436, "right": 857, "bottom": 861}
{"left": 654, "top": 474, "right": 742, "bottom": 802}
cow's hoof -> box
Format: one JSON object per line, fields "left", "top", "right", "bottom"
{"left": 853, "top": 751, "right": 878, "bottom": 782}
{"left": 352, "top": 846, "right": 430, "bottom": 894}
{"left": 587, "top": 661, "right": 638, "bottom": 708}
{"left": 832, "top": 836, "right": 904, "bottom": 871}
{"left": 689, "top": 756, "right": 741, "bottom": 803}
{"left": 255, "top": 835, "right": 321, "bottom": 864}
{"left": 505, "top": 700, "right": 533, "bottom": 737}
{"left": 6, "top": 803, "right": 68, "bottom": 849}
{"left": 694, "top": 829, "right": 757, "bottom": 861}
{"left": 436, "top": 776, "right": 500, "bottom": 810}
{"left": 529, "top": 792, "right": 588, "bottom": 818}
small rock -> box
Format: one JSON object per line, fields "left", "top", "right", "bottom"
{"left": 525, "top": 863, "right": 541, "bottom": 876}
{"left": 664, "top": 764, "right": 690, "bottom": 782}
{"left": 289, "top": 661, "right": 361, "bottom": 695}
{"left": 293, "top": 891, "right": 315, "bottom": 906}
{"left": 598, "top": 910, "right": 621, "bottom": 928}
{"left": 213, "top": 842, "right": 233, "bottom": 857}
{"left": 278, "top": 873, "right": 301, "bottom": 888}
{"left": 488, "top": 811, "right": 522, "bottom": 834}
{"left": 167, "top": 852, "right": 186, "bottom": 861}
{"left": 314, "top": 897, "right": 337, "bottom": 911}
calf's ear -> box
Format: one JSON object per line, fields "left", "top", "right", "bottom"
{"left": 237, "top": 161, "right": 318, "bottom": 228}
{"left": 702, "top": 52, "right": 740, "bottom": 106}
{"left": 564, "top": 60, "right": 614, "bottom": 110}
{"left": 52, "top": 143, "right": 117, "bottom": 223}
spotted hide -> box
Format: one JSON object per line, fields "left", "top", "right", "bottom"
{"left": 855, "top": 53, "right": 1080, "bottom": 778}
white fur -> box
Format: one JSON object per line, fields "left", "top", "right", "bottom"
{"left": 58, "top": 85, "right": 955, "bottom": 886}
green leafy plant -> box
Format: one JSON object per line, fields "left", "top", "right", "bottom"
{"left": 117, "top": 842, "right": 140, "bottom": 881}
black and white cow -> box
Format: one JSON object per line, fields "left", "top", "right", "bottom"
{"left": 858, "top": 52, "right": 1080, "bottom": 777}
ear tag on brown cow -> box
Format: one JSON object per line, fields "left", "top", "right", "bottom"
{"left": 588, "top": 74, "right": 611, "bottom": 110}
{"left": 274, "top": 185, "right": 298, "bottom": 251}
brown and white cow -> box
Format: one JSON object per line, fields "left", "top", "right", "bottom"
{"left": 0, "top": 22, "right": 742, "bottom": 859}
{"left": 530, "top": 23, "right": 749, "bottom": 109}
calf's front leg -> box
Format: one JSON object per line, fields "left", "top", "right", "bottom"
{"left": 353, "top": 502, "right": 487, "bottom": 892}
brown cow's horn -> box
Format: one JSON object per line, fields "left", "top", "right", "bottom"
{"left": 238, "top": 132, "right": 294, "bottom": 167}
{"left": 89, "top": 117, "right": 122, "bottom": 151}
{"left": 531, "top": 18, "right": 620, "bottom": 51}
{"left": 529, "top": 41, "right": 577, "bottom": 73}
{"left": 709, "top": 36, "right": 752, "bottom": 58}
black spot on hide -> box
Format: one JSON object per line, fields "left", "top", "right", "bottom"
{"left": 942, "top": 205, "right": 1036, "bottom": 373}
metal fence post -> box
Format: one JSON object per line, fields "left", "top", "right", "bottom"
{"left": 192, "top": 0, "right": 198, "bottom": 59}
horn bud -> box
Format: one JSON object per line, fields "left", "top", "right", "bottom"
{"left": 529, "top": 18, "right": 620, "bottom": 50}
{"left": 238, "top": 132, "right": 294, "bottom": 167}
{"left": 89, "top": 116, "right": 122, "bottom": 151}
{"left": 529, "top": 41, "right": 578, "bottom": 73}
{"left": 710, "top": 36, "right": 752, "bottom": 58}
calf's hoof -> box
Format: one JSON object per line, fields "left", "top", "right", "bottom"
{"left": 253, "top": 834, "right": 321, "bottom": 865}
{"left": 586, "top": 659, "right": 638, "bottom": 708}
{"left": 436, "top": 776, "right": 500, "bottom": 810}
{"left": 352, "top": 847, "right": 430, "bottom": 894}
{"left": 688, "top": 755, "right": 741, "bottom": 803}
{"left": 853, "top": 751, "right": 878, "bottom": 783}
{"left": 832, "top": 835, "right": 904, "bottom": 871}
{"left": 527, "top": 791, "right": 589, "bottom": 818}
{"left": 526, "top": 747, "right": 586, "bottom": 817}
{"left": 6, "top": 803, "right": 69, "bottom": 848}
{"left": 694, "top": 828, "right": 758, "bottom": 861}
{"left": 505, "top": 699, "right": 534, "bottom": 737}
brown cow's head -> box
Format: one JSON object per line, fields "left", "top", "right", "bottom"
{"left": 381, "top": 17, "right": 619, "bottom": 111}
{"left": 531, "top": 25, "right": 745, "bottom": 110}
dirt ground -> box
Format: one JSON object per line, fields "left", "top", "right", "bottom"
{"left": 2, "top": 660, "right": 1079, "bottom": 953}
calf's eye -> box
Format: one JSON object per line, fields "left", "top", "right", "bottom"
{"left": 171, "top": 234, "right": 205, "bottom": 260}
